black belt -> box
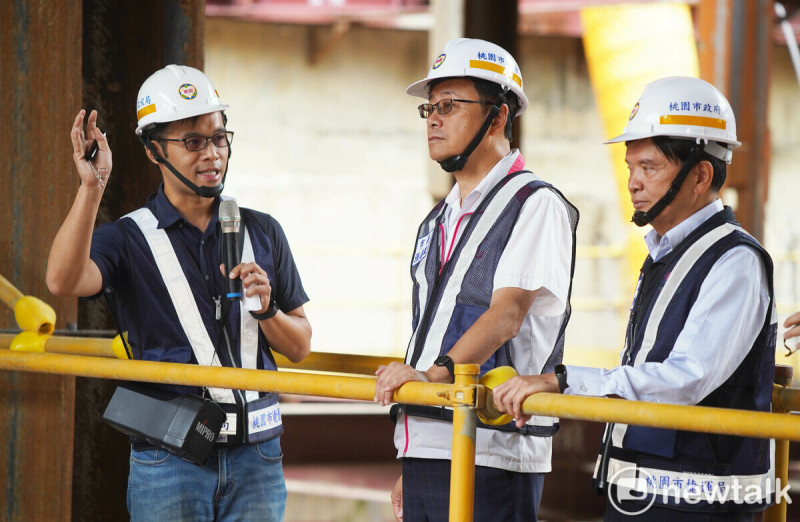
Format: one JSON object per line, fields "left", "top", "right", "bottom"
{"left": 393, "top": 404, "right": 560, "bottom": 437}
{"left": 131, "top": 435, "right": 244, "bottom": 452}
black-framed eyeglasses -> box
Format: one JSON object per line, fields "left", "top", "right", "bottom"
{"left": 161, "top": 131, "right": 234, "bottom": 152}
{"left": 417, "top": 99, "right": 492, "bottom": 119}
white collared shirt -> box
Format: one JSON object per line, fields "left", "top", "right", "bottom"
{"left": 566, "top": 200, "right": 771, "bottom": 404}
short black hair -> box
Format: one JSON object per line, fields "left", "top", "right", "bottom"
{"left": 143, "top": 112, "right": 228, "bottom": 159}
{"left": 427, "top": 77, "right": 518, "bottom": 141}
{"left": 650, "top": 135, "right": 727, "bottom": 193}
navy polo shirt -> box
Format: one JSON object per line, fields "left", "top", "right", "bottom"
{"left": 90, "top": 184, "right": 308, "bottom": 394}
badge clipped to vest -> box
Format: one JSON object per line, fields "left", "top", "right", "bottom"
{"left": 412, "top": 230, "right": 434, "bottom": 266}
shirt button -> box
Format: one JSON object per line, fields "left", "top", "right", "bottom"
{"left": 205, "top": 275, "right": 209, "bottom": 280}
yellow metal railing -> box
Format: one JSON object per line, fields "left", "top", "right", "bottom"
{"left": 1, "top": 347, "right": 799, "bottom": 520}
{"left": 0, "top": 332, "right": 402, "bottom": 375}
{"left": 0, "top": 349, "right": 467, "bottom": 407}
{"left": 2, "top": 275, "right": 800, "bottom": 521}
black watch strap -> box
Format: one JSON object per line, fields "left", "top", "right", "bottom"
{"left": 434, "top": 355, "right": 455, "bottom": 382}
{"left": 554, "top": 364, "right": 568, "bottom": 393}
{"left": 250, "top": 299, "right": 279, "bottom": 321}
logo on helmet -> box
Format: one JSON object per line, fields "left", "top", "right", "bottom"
{"left": 629, "top": 102, "right": 640, "bottom": 121}
{"left": 178, "top": 83, "right": 198, "bottom": 100}
{"left": 432, "top": 53, "right": 446, "bottom": 70}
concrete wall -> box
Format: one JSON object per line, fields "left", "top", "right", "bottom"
{"left": 206, "top": 19, "right": 800, "bottom": 372}
{"left": 207, "top": 21, "right": 432, "bottom": 357}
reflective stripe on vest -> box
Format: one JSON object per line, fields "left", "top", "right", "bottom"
{"left": 126, "top": 207, "right": 260, "bottom": 404}
{"left": 602, "top": 451, "right": 776, "bottom": 506}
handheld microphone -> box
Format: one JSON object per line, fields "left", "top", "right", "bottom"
{"left": 219, "top": 200, "right": 242, "bottom": 300}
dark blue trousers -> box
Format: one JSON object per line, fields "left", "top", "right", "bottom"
{"left": 401, "top": 457, "right": 544, "bottom": 522}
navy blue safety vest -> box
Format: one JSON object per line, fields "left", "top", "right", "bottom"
{"left": 595, "top": 206, "right": 776, "bottom": 512}
{"left": 402, "top": 170, "right": 578, "bottom": 436}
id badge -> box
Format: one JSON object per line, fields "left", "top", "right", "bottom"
{"left": 216, "top": 412, "right": 237, "bottom": 444}
{"left": 246, "top": 394, "right": 283, "bottom": 443}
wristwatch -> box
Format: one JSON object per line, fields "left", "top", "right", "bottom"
{"left": 434, "top": 355, "right": 455, "bottom": 382}
{"left": 554, "top": 364, "right": 568, "bottom": 393}
{"left": 250, "top": 299, "right": 279, "bottom": 321}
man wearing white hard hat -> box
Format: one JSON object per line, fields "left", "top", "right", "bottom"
{"left": 47, "top": 65, "right": 311, "bottom": 520}
{"left": 374, "top": 38, "right": 578, "bottom": 521}
{"left": 494, "top": 76, "right": 776, "bottom": 521}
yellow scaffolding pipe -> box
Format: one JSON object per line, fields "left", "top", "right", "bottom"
{"left": 449, "top": 364, "right": 479, "bottom": 522}
{"left": 0, "top": 350, "right": 470, "bottom": 407}
{"left": 765, "top": 368, "right": 795, "bottom": 522}
{"left": 2, "top": 347, "right": 800, "bottom": 442}
{"left": 516, "top": 391, "right": 800, "bottom": 442}
{"left": 2, "top": 349, "right": 800, "bottom": 520}
{"left": 0, "top": 332, "right": 402, "bottom": 375}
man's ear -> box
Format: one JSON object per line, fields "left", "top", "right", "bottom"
{"left": 143, "top": 142, "right": 163, "bottom": 165}
{"left": 489, "top": 103, "right": 509, "bottom": 137}
{"left": 694, "top": 160, "right": 714, "bottom": 194}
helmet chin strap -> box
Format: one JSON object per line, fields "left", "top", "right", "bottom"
{"left": 438, "top": 92, "right": 506, "bottom": 173}
{"left": 139, "top": 135, "right": 230, "bottom": 198}
{"left": 631, "top": 145, "right": 705, "bottom": 227}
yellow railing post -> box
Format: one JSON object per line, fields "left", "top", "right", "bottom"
{"left": 449, "top": 363, "right": 480, "bottom": 522}
{"left": 764, "top": 364, "right": 794, "bottom": 522}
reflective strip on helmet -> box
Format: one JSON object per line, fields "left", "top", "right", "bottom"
{"left": 469, "top": 60, "right": 522, "bottom": 88}
{"left": 659, "top": 114, "right": 727, "bottom": 130}
{"left": 137, "top": 104, "right": 156, "bottom": 121}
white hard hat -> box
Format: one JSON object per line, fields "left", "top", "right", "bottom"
{"left": 406, "top": 38, "right": 528, "bottom": 117}
{"left": 606, "top": 76, "right": 740, "bottom": 163}
{"left": 135, "top": 65, "right": 229, "bottom": 135}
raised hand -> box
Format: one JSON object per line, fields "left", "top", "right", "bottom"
{"left": 71, "top": 109, "right": 112, "bottom": 189}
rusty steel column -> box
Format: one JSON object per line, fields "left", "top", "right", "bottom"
{"left": 0, "top": 1, "right": 82, "bottom": 520}
{"left": 2, "top": 0, "right": 206, "bottom": 520}
{"left": 697, "top": 0, "right": 773, "bottom": 240}
{"left": 73, "top": 2, "right": 207, "bottom": 520}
